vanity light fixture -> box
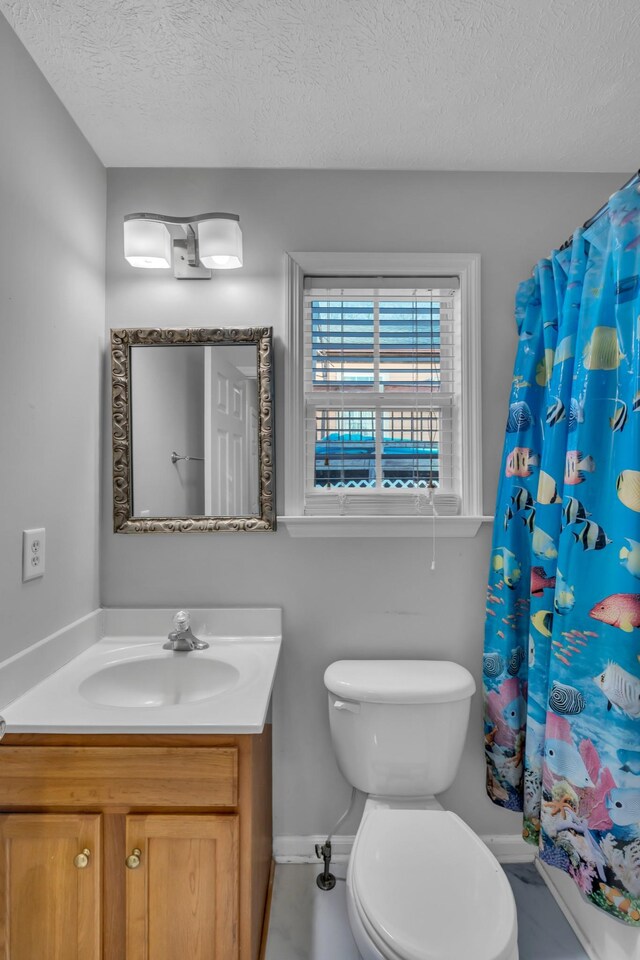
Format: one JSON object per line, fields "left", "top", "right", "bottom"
{"left": 123, "top": 212, "right": 243, "bottom": 279}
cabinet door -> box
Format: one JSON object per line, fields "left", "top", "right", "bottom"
{"left": 0, "top": 813, "right": 101, "bottom": 960}
{"left": 126, "top": 814, "right": 239, "bottom": 960}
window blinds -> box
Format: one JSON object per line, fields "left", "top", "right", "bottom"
{"left": 303, "top": 278, "right": 462, "bottom": 516}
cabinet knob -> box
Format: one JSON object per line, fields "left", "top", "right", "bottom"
{"left": 74, "top": 848, "right": 91, "bottom": 869}
{"left": 125, "top": 848, "right": 142, "bottom": 870}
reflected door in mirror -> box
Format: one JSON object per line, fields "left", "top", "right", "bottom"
{"left": 204, "top": 346, "right": 259, "bottom": 516}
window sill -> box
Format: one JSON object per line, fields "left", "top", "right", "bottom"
{"left": 278, "top": 516, "right": 494, "bottom": 538}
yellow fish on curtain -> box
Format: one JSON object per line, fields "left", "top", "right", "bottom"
{"left": 484, "top": 182, "right": 640, "bottom": 924}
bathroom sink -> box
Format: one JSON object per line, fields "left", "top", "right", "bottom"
{"left": 0, "top": 608, "right": 281, "bottom": 733}
{"left": 78, "top": 656, "right": 241, "bottom": 708}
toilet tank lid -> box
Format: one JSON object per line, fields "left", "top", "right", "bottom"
{"left": 323, "top": 660, "right": 476, "bottom": 704}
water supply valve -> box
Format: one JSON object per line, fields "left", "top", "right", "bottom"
{"left": 315, "top": 840, "right": 336, "bottom": 891}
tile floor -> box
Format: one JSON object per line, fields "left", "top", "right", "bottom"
{"left": 264, "top": 860, "right": 589, "bottom": 960}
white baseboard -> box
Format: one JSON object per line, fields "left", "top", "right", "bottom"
{"left": 481, "top": 833, "right": 536, "bottom": 863}
{"left": 537, "top": 859, "right": 640, "bottom": 960}
{"left": 274, "top": 835, "right": 356, "bottom": 864}
{"left": 274, "top": 832, "right": 535, "bottom": 865}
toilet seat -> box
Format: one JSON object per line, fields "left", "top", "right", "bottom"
{"left": 348, "top": 808, "right": 518, "bottom": 960}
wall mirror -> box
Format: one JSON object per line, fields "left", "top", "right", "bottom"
{"left": 111, "top": 327, "right": 275, "bottom": 532}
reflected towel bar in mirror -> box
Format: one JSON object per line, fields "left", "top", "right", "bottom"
{"left": 171, "top": 451, "right": 205, "bottom": 464}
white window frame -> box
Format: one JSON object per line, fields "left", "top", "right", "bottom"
{"left": 282, "top": 252, "right": 489, "bottom": 537}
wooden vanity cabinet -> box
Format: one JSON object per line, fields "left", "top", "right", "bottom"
{"left": 0, "top": 729, "right": 272, "bottom": 960}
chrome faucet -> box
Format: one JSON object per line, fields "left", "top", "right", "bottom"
{"left": 163, "top": 610, "right": 209, "bottom": 652}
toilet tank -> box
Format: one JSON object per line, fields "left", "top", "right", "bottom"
{"left": 324, "top": 660, "right": 476, "bottom": 797}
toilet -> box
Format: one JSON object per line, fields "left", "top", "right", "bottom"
{"left": 324, "top": 659, "right": 519, "bottom": 960}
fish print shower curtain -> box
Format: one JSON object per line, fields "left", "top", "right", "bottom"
{"left": 484, "top": 181, "right": 640, "bottom": 924}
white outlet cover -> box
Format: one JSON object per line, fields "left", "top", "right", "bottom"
{"left": 22, "top": 528, "right": 45, "bottom": 582}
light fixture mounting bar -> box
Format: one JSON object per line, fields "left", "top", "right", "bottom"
{"left": 124, "top": 212, "right": 240, "bottom": 225}
{"left": 173, "top": 231, "right": 211, "bottom": 278}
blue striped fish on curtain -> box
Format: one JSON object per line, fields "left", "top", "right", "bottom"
{"left": 484, "top": 181, "right": 640, "bottom": 924}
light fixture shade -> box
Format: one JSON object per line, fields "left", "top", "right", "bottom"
{"left": 198, "top": 216, "right": 243, "bottom": 269}
{"left": 124, "top": 219, "right": 171, "bottom": 268}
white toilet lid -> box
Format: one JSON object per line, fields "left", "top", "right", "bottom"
{"left": 350, "top": 809, "right": 518, "bottom": 960}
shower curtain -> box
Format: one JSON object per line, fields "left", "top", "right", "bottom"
{"left": 484, "top": 181, "right": 640, "bottom": 924}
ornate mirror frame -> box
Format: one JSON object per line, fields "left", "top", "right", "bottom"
{"left": 111, "top": 327, "right": 275, "bottom": 532}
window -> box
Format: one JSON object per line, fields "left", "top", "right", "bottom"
{"left": 305, "top": 278, "right": 458, "bottom": 515}
{"left": 284, "top": 254, "right": 483, "bottom": 536}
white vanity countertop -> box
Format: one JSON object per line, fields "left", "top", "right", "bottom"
{"left": 0, "top": 607, "right": 281, "bottom": 735}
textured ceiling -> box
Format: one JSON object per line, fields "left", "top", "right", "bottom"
{"left": 1, "top": 0, "right": 639, "bottom": 170}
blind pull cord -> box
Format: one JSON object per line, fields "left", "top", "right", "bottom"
{"left": 429, "top": 289, "right": 437, "bottom": 571}
{"left": 431, "top": 486, "right": 437, "bottom": 571}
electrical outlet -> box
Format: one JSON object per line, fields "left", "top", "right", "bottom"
{"left": 22, "top": 528, "right": 45, "bottom": 582}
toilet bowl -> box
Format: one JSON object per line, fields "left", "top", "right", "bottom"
{"left": 324, "top": 660, "right": 519, "bottom": 960}
{"left": 346, "top": 804, "right": 518, "bottom": 960}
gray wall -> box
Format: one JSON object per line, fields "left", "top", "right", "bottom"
{"left": 0, "top": 14, "right": 105, "bottom": 662}
{"left": 104, "top": 167, "right": 621, "bottom": 841}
